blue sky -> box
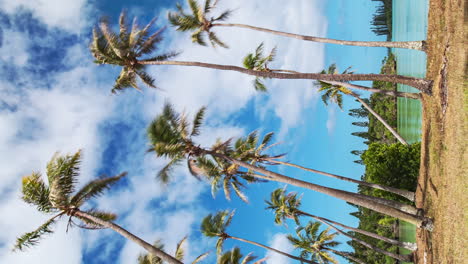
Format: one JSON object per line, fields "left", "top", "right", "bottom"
{"left": 0, "top": 0, "right": 389, "bottom": 263}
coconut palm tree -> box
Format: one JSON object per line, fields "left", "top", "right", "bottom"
{"left": 201, "top": 210, "right": 318, "bottom": 264}
{"left": 242, "top": 43, "right": 421, "bottom": 98}
{"left": 265, "top": 188, "right": 417, "bottom": 252}
{"left": 318, "top": 64, "right": 409, "bottom": 145}
{"left": 235, "top": 130, "right": 416, "bottom": 203}
{"left": 90, "top": 12, "right": 433, "bottom": 93}
{"left": 168, "top": 0, "right": 426, "bottom": 51}
{"left": 218, "top": 247, "right": 266, "bottom": 264}
{"left": 146, "top": 103, "right": 433, "bottom": 229}
{"left": 287, "top": 221, "right": 365, "bottom": 264}
{"left": 138, "top": 237, "right": 209, "bottom": 264}
{"left": 15, "top": 150, "right": 182, "bottom": 264}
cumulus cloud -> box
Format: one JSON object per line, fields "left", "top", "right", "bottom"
{"left": 265, "top": 233, "right": 294, "bottom": 264}
{"left": 0, "top": 0, "right": 90, "bottom": 33}
{"left": 0, "top": 0, "right": 328, "bottom": 263}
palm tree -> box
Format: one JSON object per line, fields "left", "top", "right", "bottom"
{"left": 15, "top": 150, "right": 182, "bottom": 264}
{"left": 168, "top": 0, "right": 426, "bottom": 51}
{"left": 287, "top": 221, "right": 365, "bottom": 264}
{"left": 201, "top": 210, "right": 318, "bottom": 264}
{"left": 242, "top": 44, "right": 422, "bottom": 98}
{"left": 146, "top": 104, "right": 433, "bottom": 230}
{"left": 218, "top": 247, "right": 266, "bottom": 264}
{"left": 90, "top": 12, "right": 433, "bottom": 93}
{"left": 318, "top": 64, "right": 409, "bottom": 145}
{"left": 265, "top": 188, "right": 417, "bottom": 252}
{"left": 138, "top": 237, "right": 209, "bottom": 264}
{"left": 235, "top": 130, "right": 416, "bottom": 203}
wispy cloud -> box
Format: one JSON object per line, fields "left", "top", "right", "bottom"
{"left": 264, "top": 233, "right": 294, "bottom": 264}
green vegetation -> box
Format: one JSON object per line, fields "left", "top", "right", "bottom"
{"left": 371, "top": 0, "right": 393, "bottom": 40}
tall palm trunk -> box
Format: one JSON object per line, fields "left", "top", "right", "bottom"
{"left": 212, "top": 23, "right": 425, "bottom": 51}
{"left": 323, "top": 80, "right": 421, "bottom": 99}
{"left": 138, "top": 60, "right": 432, "bottom": 93}
{"left": 205, "top": 151, "right": 433, "bottom": 230}
{"left": 322, "top": 247, "right": 366, "bottom": 264}
{"left": 297, "top": 210, "right": 417, "bottom": 251}
{"left": 271, "top": 69, "right": 421, "bottom": 99}
{"left": 74, "top": 210, "right": 182, "bottom": 264}
{"left": 319, "top": 220, "right": 413, "bottom": 262}
{"left": 270, "top": 160, "right": 415, "bottom": 202}
{"left": 226, "top": 235, "right": 318, "bottom": 264}
{"left": 351, "top": 92, "right": 408, "bottom": 145}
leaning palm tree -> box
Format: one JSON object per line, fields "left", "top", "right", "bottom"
{"left": 287, "top": 221, "right": 365, "bottom": 264}
{"left": 15, "top": 150, "right": 182, "bottom": 264}
{"left": 168, "top": 0, "right": 426, "bottom": 51}
{"left": 235, "top": 130, "right": 416, "bottom": 203}
{"left": 90, "top": 12, "right": 433, "bottom": 93}
{"left": 201, "top": 210, "right": 317, "bottom": 264}
{"left": 266, "top": 188, "right": 417, "bottom": 254}
{"left": 242, "top": 43, "right": 421, "bottom": 99}
{"left": 318, "top": 64, "right": 409, "bottom": 145}
{"left": 138, "top": 237, "right": 209, "bottom": 264}
{"left": 147, "top": 104, "right": 433, "bottom": 229}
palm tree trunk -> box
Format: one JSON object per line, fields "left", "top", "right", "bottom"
{"left": 320, "top": 222, "right": 413, "bottom": 262}
{"left": 351, "top": 92, "right": 409, "bottom": 145}
{"left": 227, "top": 235, "right": 318, "bottom": 264}
{"left": 270, "top": 69, "right": 421, "bottom": 99}
{"left": 323, "top": 80, "right": 421, "bottom": 99}
{"left": 74, "top": 210, "right": 182, "bottom": 264}
{"left": 213, "top": 23, "right": 426, "bottom": 51}
{"left": 297, "top": 210, "right": 417, "bottom": 251}
{"left": 270, "top": 160, "right": 415, "bottom": 202}
{"left": 138, "top": 60, "right": 432, "bottom": 93}
{"left": 205, "top": 151, "right": 433, "bottom": 230}
{"left": 322, "top": 247, "right": 366, "bottom": 264}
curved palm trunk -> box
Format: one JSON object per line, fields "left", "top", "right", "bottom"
{"left": 270, "top": 69, "right": 421, "bottom": 99}
{"left": 322, "top": 247, "right": 366, "bottom": 264}
{"left": 138, "top": 60, "right": 432, "bottom": 93}
{"left": 298, "top": 210, "right": 417, "bottom": 251}
{"left": 212, "top": 23, "right": 426, "bottom": 51}
{"left": 352, "top": 92, "right": 409, "bottom": 145}
{"left": 227, "top": 235, "right": 318, "bottom": 264}
{"left": 320, "top": 221, "right": 413, "bottom": 262}
{"left": 270, "top": 160, "right": 415, "bottom": 202}
{"left": 206, "top": 151, "right": 433, "bottom": 230}
{"left": 74, "top": 210, "right": 182, "bottom": 264}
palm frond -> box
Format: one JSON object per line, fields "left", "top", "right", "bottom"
{"left": 76, "top": 209, "right": 117, "bottom": 229}
{"left": 192, "top": 251, "right": 210, "bottom": 264}
{"left": 175, "top": 236, "right": 187, "bottom": 260}
{"left": 213, "top": 10, "right": 232, "bottom": 21}
{"left": 191, "top": 28, "right": 208, "bottom": 46}
{"left": 21, "top": 172, "right": 53, "bottom": 213}
{"left": 47, "top": 150, "right": 82, "bottom": 207}
{"left": 13, "top": 216, "right": 58, "bottom": 251}
{"left": 208, "top": 31, "right": 228, "bottom": 48}
{"left": 253, "top": 78, "right": 267, "bottom": 92}
{"left": 191, "top": 106, "right": 206, "bottom": 136}
{"left": 157, "top": 156, "right": 184, "bottom": 184}
{"left": 70, "top": 172, "right": 127, "bottom": 206}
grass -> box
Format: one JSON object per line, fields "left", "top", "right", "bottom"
{"left": 414, "top": 0, "right": 467, "bottom": 263}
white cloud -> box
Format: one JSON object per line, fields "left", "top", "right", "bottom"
{"left": 0, "top": 0, "right": 90, "bottom": 33}
{"left": 0, "top": 29, "right": 30, "bottom": 66}
{"left": 326, "top": 105, "right": 338, "bottom": 135}
{"left": 265, "top": 233, "right": 294, "bottom": 264}
{"left": 0, "top": 0, "right": 328, "bottom": 263}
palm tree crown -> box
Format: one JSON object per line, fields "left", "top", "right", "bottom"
{"left": 14, "top": 150, "right": 125, "bottom": 250}
{"left": 265, "top": 188, "right": 302, "bottom": 226}
{"left": 137, "top": 237, "right": 209, "bottom": 264}
{"left": 317, "top": 64, "right": 354, "bottom": 109}
{"left": 218, "top": 247, "right": 260, "bottom": 264}
{"left": 287, "top": 222, "right": 340, "bottom": 264}
{"left": 168, "top": 0, "right": 231, "bottom": 48}
{"left": 201, "top": 210, "right": 234, "bottom": 255}
{"left": 90, "top": 12, "right": 179, "bottom": 93}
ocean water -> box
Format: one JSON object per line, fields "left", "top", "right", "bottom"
{"left": 391, "top": 0, "right": 429, "bottom": 259}
{"left": 392, "top": 0, "right": 429, "bottom": 143}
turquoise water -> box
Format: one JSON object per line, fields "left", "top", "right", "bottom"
{"left": 392, "top": 0, "right": 429, "bottom": 261}
{"left": 392, "top": 0, "right": 429, "bottom": 143}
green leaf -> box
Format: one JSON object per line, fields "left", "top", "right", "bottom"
{"left": 70, "top": 172, "right": 127, "bottom": 206}
{"left": 21, "top": 172, "right": 53, "bottom": 213}
{"left": 191, "top": 106, "right": 206, "bottom": 136}
{"left": 47, "top": 150, "right": 82, "bottom": 207}
{"left": 13, "top": 216, "right": 58, "bottom": 251}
